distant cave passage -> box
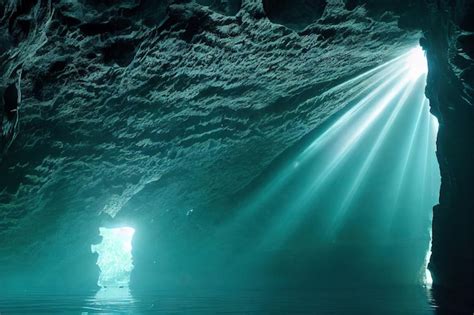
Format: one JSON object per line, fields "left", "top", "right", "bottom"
{"left": 91, "top": 227, "right": 135, "bottom": 288}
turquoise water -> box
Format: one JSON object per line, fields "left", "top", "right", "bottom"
{"left": 0, "top": 286, "right": 436, "bottom": 314}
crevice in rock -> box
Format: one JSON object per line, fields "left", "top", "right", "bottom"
{"left": 80, "top": 18, "right": 133, "bottom": 36}
{"left": 262, "top": 0, "right": 327, "bottom": 31}
{"left": 102, "top": 40, "right": 138, "bottom": 67}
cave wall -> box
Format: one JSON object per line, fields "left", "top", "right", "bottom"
{"left": 420, "top": 0, "right": 474, "bottom": 294}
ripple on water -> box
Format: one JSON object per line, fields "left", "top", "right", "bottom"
{"left": 0, "top": 286, "right": 439, "bottom": 314}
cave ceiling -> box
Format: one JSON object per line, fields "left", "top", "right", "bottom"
{"left": 0, "top": 0, "right": 421, "bottom": 254}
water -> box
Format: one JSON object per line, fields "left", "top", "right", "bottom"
{"left": 0, "top": 286, "right": 438, "bottom": 314}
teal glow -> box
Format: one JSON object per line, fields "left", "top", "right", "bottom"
{"left": 405, "top": 46, "right": 428, "bottom": 79}
{"left": 220, "top": 45, "right": 440, "bottom": 285}
{"left": 91, "top": 227, "right": 135, "bottom": 287}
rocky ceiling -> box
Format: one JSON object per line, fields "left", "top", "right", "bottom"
{"left": 0, "top": 0, "right": 472, "bottom": 299}
{"left": 0, "top": 0, "right": 417, "bottom": 246}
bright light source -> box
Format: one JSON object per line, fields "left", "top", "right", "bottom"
{"left": 425, "top": 269, "right": 433, "bottom": 286}
{"left": 91, "top": 227, "right": 135, "bottom": 287}
{"left": 406, "top": 46, "right": 428, "bottom": 79}
{"left": 423, "top": 232, "right": 434, "bottom": 286}
{"left": 431, "top": 115, "right": 439, "bottom": 134}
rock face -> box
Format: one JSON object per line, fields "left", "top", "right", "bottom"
{"left": 0, "top": 0, "right": 472, "bottom": 307}
{"left": 420, "top": 0, "right": 474, "bottom": 304}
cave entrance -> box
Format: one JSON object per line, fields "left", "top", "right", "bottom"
{"left": 91, "top": 227, "right": 135, "bottom": 288}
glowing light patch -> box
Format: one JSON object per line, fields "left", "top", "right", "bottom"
{"left": 425, "top": 269, "right": 433, "bottom": 286}
{"left": 424, "top": 246, "right": 433, "bottom": 286}
{"left": 91, "top": 227, "right": 135, "bottom": 287}
{"left": 431, "top": 115, "right": 439, "bottom": 135}
{"left": 91, "top": 287, "right": 136, "bottom": 310}
{"left": 406, "top": 46, "right": 428, "bottom": 79}
{"left": 423, "top": 231, "right": 434, "bottom": 286}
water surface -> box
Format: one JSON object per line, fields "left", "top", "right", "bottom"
{"left": 0, "top": 286, "right": 437, "bottom": 314}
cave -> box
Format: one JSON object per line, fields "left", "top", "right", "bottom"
{"left": 0, "top": 0, "right": 473, "bottom": 313}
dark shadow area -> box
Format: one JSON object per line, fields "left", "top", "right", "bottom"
{"left": 263, "top": 0, "right": 327, "bottom": 30}
{"left": 431, "top": 285, "right": 474, "bottom": 315}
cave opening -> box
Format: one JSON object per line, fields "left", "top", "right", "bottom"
{"left": 91, "top": 227, "right": 136, "bottom": 288}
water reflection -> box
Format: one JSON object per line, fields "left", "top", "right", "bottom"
{"left": 0, "top": 286, "right": 442, "bottom": 314}
{"left": 82, "top": 287, "right": 137, "bottom": 313}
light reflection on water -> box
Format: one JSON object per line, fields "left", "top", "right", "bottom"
{"left": 0, "top": 286, "right": 437, "bottom": 314}
{"left": 83, "top": 287, "right": 137, "bottom": 313}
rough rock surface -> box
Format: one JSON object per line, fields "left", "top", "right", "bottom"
{"left": 420, "top": 0, "right": 474, "bottom": 307}
{"left": 0, "top": 0, "right": 472, "bottom": 309}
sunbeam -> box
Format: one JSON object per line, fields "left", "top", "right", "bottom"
{"left": 224, "top": 64, "right": 410, "bottom": 230}
{"left": 326, "top": 81, "right": 418, "bottom": 239}
{"left": 256, "top": 68, "right": 420, "bottom": 249}
{"left": 221, "top": 46, "right": 440, "bottom": 287}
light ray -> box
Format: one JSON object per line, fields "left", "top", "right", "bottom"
{"left": 220, "top": 47, "right": 440, "bottom": 288}
{"left": 257, "top": 68, "right": 416, "bottom": 249}
{"left": 297, "top": 72, "right": 414, "bottom": 202}
{"left": 326, "top": 79, "right": 418, "bottom": 239}
{"left": 299, "top": 65, "right": 408, "bottom": 159}
{"left": 405, "top": 46, "right": 428, "bottom": 79}
{"left": 384, "top": 97, "right": 429, "bottom": 232}
{"left": 220, "top": 64, "right": 407, "bottom": 233}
